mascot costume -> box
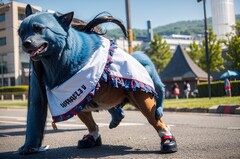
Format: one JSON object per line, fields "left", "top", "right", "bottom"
{"left": 18, "top": 4, "right": 177, "bottom": 155}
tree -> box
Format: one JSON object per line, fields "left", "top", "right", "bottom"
{"left": 146, "top": 34, "right": 172, "bottom": 73}
{"left": 133, "top": 44, "right": 141, "bottom": 52}
{"left": 223, "top": 22, "right": 240, "bottom": 71}
{"left": 187, "top": 28, "right": 224, "bottom": 73}
{"left": 186, "top": 40, "right": 202, "bottom": 66}
{"left": 234, "top": 22, "right": 240, "bottom": 37}
{"left": 200, "top": 28, "right": 224, "bottom": 72}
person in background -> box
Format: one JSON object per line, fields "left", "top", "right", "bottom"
{"left": 183, "top": 80, "right": 191, "bottom": 99}
{"left": 172, "top": 83, "right": 180, "bottom": 99}
{"left": 224, "top": 78, "right": 231, "bottom": 97}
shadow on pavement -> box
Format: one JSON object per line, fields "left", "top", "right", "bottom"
{"left": 0, "top": 145, "right": 160, "bottom": 159}
{"left": 0, "top": 124, "right": 87, "bottom": 137}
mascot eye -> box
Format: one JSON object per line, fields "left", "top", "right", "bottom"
{"left": 19, "top": 30, "right": 24, "bottom": 37}
{"left": 33, "top": 23, "right": 45, "bottom": 33}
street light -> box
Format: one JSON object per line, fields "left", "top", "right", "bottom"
{"left": 0, "top": 53, "right": 7, "bottom": 87}
{"left": 197, "top": 0, "right": 211, "bottom": 99}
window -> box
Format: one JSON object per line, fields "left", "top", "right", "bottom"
{"left": 10, "top": 77, "right": 15, "bottom": 86}
{"left": 0, "top": 37, "right": 6, "bottom": 46}
{"left": 0, "top": 61, "right": 7, "bottom": 74}
{"left": 0, "top": 13, "right": 5, "bottom": 22}
{"left": 18, "top": 14, "right": 25, "bottom": 20}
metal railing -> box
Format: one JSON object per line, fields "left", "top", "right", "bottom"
{"left": 0, "top": 92, "right": 28, "bottom": 101}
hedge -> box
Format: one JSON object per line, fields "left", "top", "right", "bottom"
{"left": 0, "top": 85, "right": 29, "bottom": 93}
{"left": 197, "top": 80, "right": 240, "bottom": 97}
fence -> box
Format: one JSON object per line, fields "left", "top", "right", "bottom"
{"left": 0, "top": 92, "right": 28, "bottom": 101}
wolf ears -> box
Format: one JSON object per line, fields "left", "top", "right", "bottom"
{"left": 25, "top": 4, "right": 41, "bottom": 17}
{"left": 25, "top": 4, "right": 73, "bottom": 31}
{"left": 55, "top": 12, "right": 74, "bottom": 31}
{"left": 25, "top": 4, "right": 33, "bottom": 17}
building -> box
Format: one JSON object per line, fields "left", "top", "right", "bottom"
{"left": 115, "top": 38, "right": 143, "bottom": 52}
{"left": 160, "top": 45, "right": 209, "bottom": 98}
{"left": 0, "top": 1, "right": 42, "bottom": 86}
{"left": 211, "top": 0, "right": 236, "bottom": 40}
{"left": 162, "top": 34, "right": 201, "bottom": 52}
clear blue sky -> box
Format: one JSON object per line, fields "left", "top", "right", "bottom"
{"left": 2, "top": 0, "right": 240, "bottom": 29}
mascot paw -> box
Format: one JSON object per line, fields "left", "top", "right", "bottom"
{"left": 18, "top": 145, "right": 39, "bottom": 155}
{"left": 160, "top": 136, "right": 178, "bottom": 153}
{"left": 109, "top": 114, "right": 125, "bottom": 129}
{"left": 108, "top": 107, "right": 125, "bottom": 129}
{"left": 77, "top": 135, "right": 102, "bottom": 148}
{"left": 155, "top": 107, "right": 163, "bottom": 119}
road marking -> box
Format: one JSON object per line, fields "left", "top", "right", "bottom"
{"left": 227, "top": 127, "right": 240, "bottom": 130}
{"left": 0, "top": 116, "right": 26, "bottom": 120}
{"left": 0, "top": 120, "right": 145, "bottom": 128}
{"left": 0, "top": 120, "right": 25, "bottom": 125}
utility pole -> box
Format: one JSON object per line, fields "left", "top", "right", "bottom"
{"left": 197, "top": 0, "right": 211, "bottom": 99}
{"left": 125, "top": 0, "right": 133, "bottom": 54}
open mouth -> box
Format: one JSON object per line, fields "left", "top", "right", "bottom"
{"left": 28, "top": 43, "right": 48, "bottom": 58}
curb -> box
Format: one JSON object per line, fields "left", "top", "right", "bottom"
{"left": 163, "top": 105, "right": 240, "bottom": 115}
{"left": 163, "top": 108, "right": 209, "bottom": 113}
{"left": 1, "top": 103, "right": 240, "bottom": 115}
{"left": 209, "top": 104, "right": 240, "bottom": 115}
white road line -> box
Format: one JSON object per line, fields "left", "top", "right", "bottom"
{"left": 0, "top": 120, "right": 146, "bottom": 128}
{"left": 0, "top": 116, "right": 26, "bottom": 120}
{"left": 0, "top": 120, "right": 25, "bottom": 125}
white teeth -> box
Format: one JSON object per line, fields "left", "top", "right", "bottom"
{"left": 30, "top": 44, "right": 46, "bottom": 57}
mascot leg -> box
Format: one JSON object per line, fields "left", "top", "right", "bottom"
{"left": 77, "top": 111, "right": 102, "bottom": 148}
{"left": 151, "top": 71, "right": 165, "bottom": 119}
{"left": 108, "top": 98, "right": 128, "bottom": 129}
{"left": 108, "top": 107, "right": 125, "bottom": 129}
{"left": 127, "top": 91, "right": 177, "bottom": 153}
{"left": 132, "top": 51, "right": 165, "bottom": 119}
{"left": 19, "top": 72, "right": 48, "bottom": 155}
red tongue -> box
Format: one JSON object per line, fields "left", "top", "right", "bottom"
{"left": 30, "top": 50, "right": 37, "bottom": 57}
{"left": 30, "top": 45, "right": 44, "bottom": 57}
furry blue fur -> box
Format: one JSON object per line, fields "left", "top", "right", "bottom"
{"left": 132, "top": 51, "right": 165, "bottom": 119}
{"left": 18, "top": 5, "right": 165, "bottom": 155}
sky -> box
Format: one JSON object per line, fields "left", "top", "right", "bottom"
{"left": 2, "top": 0, "right": 240, "bottom": 29}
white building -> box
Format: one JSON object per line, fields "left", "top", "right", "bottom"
{"left": 115, "top": 38, "right": 143, "bottom": 52}
{"left": 162, "top": 34, "right": 201, "bottom": 52}
{"left": 211, "top": 0, "right": 236, "bottom": 40}
{"left": 0, "top": 1, "right": 42, "bottom": 86}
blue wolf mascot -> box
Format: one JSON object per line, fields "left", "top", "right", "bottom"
{"left": 18, "top": 4, "right": 177, "bottom": 155}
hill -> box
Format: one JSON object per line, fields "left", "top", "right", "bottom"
{"left": 106, "top": 14, "right": 240, "bottom": 39}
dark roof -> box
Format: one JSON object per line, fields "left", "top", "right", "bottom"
{"left": 160, "top": 45, "right": 209, "bottom": 82}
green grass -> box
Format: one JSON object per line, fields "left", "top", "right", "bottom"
{"left": 0, "top": 96, "right": 239, "bottom": 109}
{"left": 0, "top": 101, "right": 27, "bottom": 107}
{"left": 164, "top": 96, "right": 240, "bottom": 109}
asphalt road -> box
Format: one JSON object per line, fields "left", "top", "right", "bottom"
{"left": 0, "top": 108, "right": 240, "bottom": 159}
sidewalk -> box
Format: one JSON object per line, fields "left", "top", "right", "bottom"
{"left": 1, "top": 100, "right": 240, "bottom": 115}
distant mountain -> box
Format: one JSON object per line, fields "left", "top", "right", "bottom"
{"left": 153, "top": 18, "right": 212, "bottom": 36}
{"left": 106, "top": 14, "right": 240, "bottom": 39}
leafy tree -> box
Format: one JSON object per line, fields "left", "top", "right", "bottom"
{"left": 223, "top": 22, "right": 240, "bottom": 71}
{"left": 133, "top": 44, "right": 141, "bottom": 52}
{"left": 146, "top": 34, "right": 172, "bottom": 73}
{"left": 186, "top": 40, "right": 202, "bottom": 66}
{"left": 234, "top": 22, "right": 240, "bottom": 37}
{"left": 133, "top": 33, "right": 136, "bottom": 40}
{"left": 187, "top": 28, "right": 224, "bottom": 73}
{"left": 199, "top": 28, "right": 224, "bottom": 72}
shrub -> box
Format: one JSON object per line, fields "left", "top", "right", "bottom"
{"left": 0, "top": 85, "right": 29, "bottom": 93}
{"left": 197, "top": 80, "right": 240, "bottom": 97}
